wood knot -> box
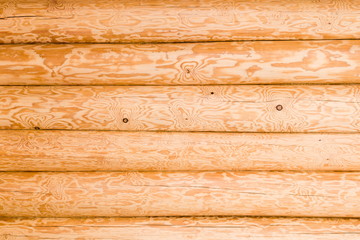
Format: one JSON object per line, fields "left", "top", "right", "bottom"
{"left": 34, "top": 126, "right": 40, "bottom": 130}
{"left": 210, "top": 92, "right": 214, "bottom": 95}
{"left": 276, "top": 105, "right": 283, "bottom": 111}
{"left": 122, "top": 118, "right": 129, "bottom": 123}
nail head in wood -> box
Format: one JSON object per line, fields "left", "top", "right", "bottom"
{"left": 276, "top": 105, "right": 283, "bottom": 111}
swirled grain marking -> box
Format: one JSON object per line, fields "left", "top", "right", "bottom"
{"left": 0, "top": 0, "right": 16, "bottom": 18}
{"left": 350, "top": 86, "right": 360, "bottom": 129}
{"left": 212, "top": 0, "right": 237, "bottom": 24}
{"left": 272, "top": 49, "right": 350, "bottom": 72}
{"left": 177, "top": 61, "right": 208, "bottom": 84}
{"left": 47, "top": 0, "right": 75, "bottom": 18}
{"left": 259, "top": 86, "right": 309, "bottom": 132}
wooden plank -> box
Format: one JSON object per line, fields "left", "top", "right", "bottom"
{"left": 1, "top": 41, "right": 359, "bottom": 85}
{"left": 0, "top": 0, "right": 359, "bottom": 43}
{"left": 1, "top": 171, "right": 360, "bottom": 217}
{"left": 2, "top": 85, "right": 360, "bottom": 132}
{"left": 2, "top": 217, "right": 360, "bottom": 240}
{"left": 2, "top": 130, "right": 360, "bottom": 171}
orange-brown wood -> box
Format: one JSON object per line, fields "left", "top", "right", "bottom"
{"left": 2, "top": 85, "right": 360, "bottom": 132}
{"left": 1, "top": 41, "right": 359, "bottom": 85}
{"left": 2, "top": 0, "right": 360, "bottom": 236}
{"left": 0, "top": 0, "right": 359, "bottom": 44}
{"left": 1, "top": 171, "right": 360, "bottom": 217}
{"left": 1, "top": 130, "right": 360, "bottom": 171}
{"left": 2, "top": 217, "right": 360, "bottom": 240}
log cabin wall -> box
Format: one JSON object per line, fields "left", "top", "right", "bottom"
{"left": 1, "top": 0, "right": 360, "bottom": 239}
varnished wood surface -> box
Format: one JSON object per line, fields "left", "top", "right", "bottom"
{"left": 0, "top": 0, "right": 360, "bottom": 43}
{"left": 1, "top": 41, "right": 359, "bottom": 85}
{"left": 1, "top": 171, "right": 360, "bottom": 217}
{"left": 2, "top": 217, "right": 360, "bottom": 240}
{"left": 2, "top": 130, "right": 360, "bottom": 171}
{"left": 2, "top": 85, "right": 360, "bottom": 132}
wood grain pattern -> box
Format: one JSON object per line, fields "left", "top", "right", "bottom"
{"left": 2, "top": 217, "right": 360, "bottom": 240}
{"left": 2, "top": 85, "right": 360, "bottom": 132}
{"left": 2, "top": 130, "right": 360, "bottom": 171}
{"left": 1, "top": 40, "right": 359, "bottom": 85}
{"left": 1, "top": 171, "right": 360, "bottom": 217}
{"left": 0, "top": 0, "right": 360, "bottom": 43}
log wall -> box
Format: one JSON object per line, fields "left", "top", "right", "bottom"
{"left": 1, "top": 0, "right": 360, "bottom": 239}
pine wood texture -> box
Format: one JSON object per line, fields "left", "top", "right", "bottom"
{"left": 1, "top": 40, "right": 359, "bottom": 85}
{"left": 0, "top": 0, "right": 360, "bottom": 43}
{"left": 2, "top": 85, "right": 360, "bottom": 132}
{"left": 2, "top": 0, "right": 360, "bottom": 237}
{"left": 2, "top": 217, "right": 360, "bottom": 240}
{"left": 2, "top": 130, "right": 360, "bottom": 171}
{"left": 1, "top": 171, "right": 360, "bottom": 217}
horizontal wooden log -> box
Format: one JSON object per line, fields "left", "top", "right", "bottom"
{"left": 1, "top": 41, "right": 359, "bottom": 85}
{"left": 1, "top": 171, "right": 360, "bottom": 217}
{"left": 2, "top": 130, "right": 360, "bottom": 171}
{"left": 2, "top": 85, "right": 360, "bottom": 132}
{"left": 0, "top": 0, "right": 359, "bottom": 43}
{"left": 2, "top": 217, "right": 360, "bottom": 240}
